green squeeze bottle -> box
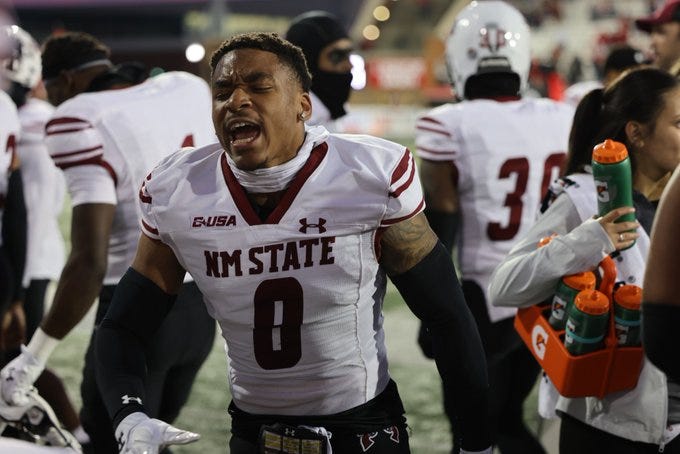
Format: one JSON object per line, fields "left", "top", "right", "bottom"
{"left": 592, "top": 139, "right": 636, "bottom": 248}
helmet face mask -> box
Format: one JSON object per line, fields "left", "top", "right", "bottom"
{"left": 445, "top": 0, "right": 530, "bottom": 100}
{"left": 1, "top": 25, "right": 41, "bottom": 89}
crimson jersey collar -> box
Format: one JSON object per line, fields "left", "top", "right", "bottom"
{"left": 220, "top": 142, "right": 329, "bottom": 225}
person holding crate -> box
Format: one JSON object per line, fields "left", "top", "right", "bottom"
{"left": 489, "top": 67, "right": 680, "bottom": 453}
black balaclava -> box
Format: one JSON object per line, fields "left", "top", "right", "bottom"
{"left": 286, "top": 10, "right": 352, "bottom": 120}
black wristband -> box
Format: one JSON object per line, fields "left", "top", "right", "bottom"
{"left": 642, "top": 302, "right": 680, "bottom": 383}
{"left": 390, "top": 242, "right": 490, "bottom": 451}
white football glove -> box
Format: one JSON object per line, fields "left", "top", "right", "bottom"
{"left": 116, "top": 412, "right": 200, "bottom": 454}
{"left": 1, "top": 345, "right": 45, "bottom": 406}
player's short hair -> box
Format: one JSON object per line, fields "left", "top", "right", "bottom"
{"left": 210, "top": 32, "right": 312, "bottom": 92}
{"left": 42, "top": 31, "right": 110, "bottom": 80}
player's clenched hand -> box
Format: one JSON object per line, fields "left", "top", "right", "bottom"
{"left": 0, "top": 345, "right": 44, "bottom": 406}
{"left": 116, "top": 412, "right": 200, "bottom": 454}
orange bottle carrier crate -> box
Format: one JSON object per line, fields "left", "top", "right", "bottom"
{"left": 514, "top": 256, "right": 644, "bottom": 399}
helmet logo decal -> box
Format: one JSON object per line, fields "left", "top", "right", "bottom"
{"left": 479, "top": 24, "right": 507, "bottom": 53}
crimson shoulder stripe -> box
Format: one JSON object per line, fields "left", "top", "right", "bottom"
{"left": 139, "top": 176, "right": 152, "bottom": 204}
{"left": 417, "top": 145, "right": 456, "bottom": 156}
{"left": 141, "top": 219, "right": 159, "bottom": 235}
{"left": 56, "top": 157, "right": 118, "bottom": 186}
{"left": 390, "top": 149, "right": 411, "bottom": 185}
{"left": 51, "top": 144, "right": 103, "bottom": 159}
{"left": 389, "top": 157, "right": 415, "bottom": 198}
{"left": 416, "top": 125, "right": 451, "bottom": 137}
{"left": 381, "top": 199, "right": 425, "bottom": 226}
{"left": 46, "top": 117, "right": 92, "bottom": 135}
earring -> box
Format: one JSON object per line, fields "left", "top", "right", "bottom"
{"left": 298, "top": 112, "right": 306, "bottom": 120}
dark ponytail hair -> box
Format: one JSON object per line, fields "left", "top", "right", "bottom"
{"left": 563, "top": 67, "right": 678, "bottom": 176}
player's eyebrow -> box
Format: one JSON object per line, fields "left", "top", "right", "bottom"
{"left": 213, "top": 71, "right": 274, "bottom": 89}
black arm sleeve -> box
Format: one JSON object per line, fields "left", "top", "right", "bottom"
{"left": 95, "top": 267, "right": 177, "bottom": 428}
{"left": 1, "top": 169, "right": 27, "bottom": 302}
{"left": 423, "top": 208, "right": 459, "bottom": 255}
{"left": 642, "top": 303, "right": 680, "bottom": 383}
{"left": 390, "top": 242, "right": 490, "bottom": 451}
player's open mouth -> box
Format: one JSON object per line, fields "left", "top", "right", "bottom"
{"left": 227, "top": 121, "right": 261, "bottom": 147}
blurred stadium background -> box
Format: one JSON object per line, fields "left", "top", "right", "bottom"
{"left": 5, "top": 0, "right": 663, "bottom": 452}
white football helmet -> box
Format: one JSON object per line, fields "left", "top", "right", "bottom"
{"left": 0, "top": 25, "right": 41, "bottom": 89}
{"left": 0, "top": 387, "right": 82, "bottom": 452}
{"left": 445, "top": 0, "right": 530, "bottom": 99}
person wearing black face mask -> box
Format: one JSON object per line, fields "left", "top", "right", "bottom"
{"left": 286, "top": 10, "right": 353, "bottom": 130}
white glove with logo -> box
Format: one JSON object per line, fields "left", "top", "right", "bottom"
{"left": 0, "top": 345, "right": 45, "bottom": 406}
{"left": 116, "top": 412, "right": 200, "bottom": 454}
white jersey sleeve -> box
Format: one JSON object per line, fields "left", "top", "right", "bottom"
{"left": 62, "top": 165, "right": 116, "bottom": 206}
{"left": 382, "top": 148, "right": 425, "bottom": 226}
{"left": 415, "top": 112, "right": 462, "bottom": 162}
{"left": 45, "top": 115, "right": 117, "bottom": 206}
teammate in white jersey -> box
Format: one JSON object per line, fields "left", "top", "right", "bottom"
{"left": 415, "top": 2, "right": 573, "bottom": 453}
{"left": 0, "top": 32, "right": 216, "bottom": 453}
{"left": 0, "top": 24, "right": 87, "bottom": 444}
{"left": 91, "top": 32, "right": 492, "bottom": 454}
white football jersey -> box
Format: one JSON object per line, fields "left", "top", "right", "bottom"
{"left": 45, "top": 72, "right": 215, "bottom": 284}
{"left": 0, "top": 90, "right": 21, "bottom": 248}
{"left": 416, "top": 98, "right": 574, "bottom": 322}
{"left": 17, "top": 98, "right": 66, "bottom": 282}
{"left": 140, "top": 126, "right": 424, "bottom": 415}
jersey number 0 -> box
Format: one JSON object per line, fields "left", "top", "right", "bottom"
{"left": 253, "top": 277, "right": 303, "bottom": 370}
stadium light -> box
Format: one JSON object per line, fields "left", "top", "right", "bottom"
{"left": 350, "top": 54, "right": 366, "bottom": 90}
{"left": 185, "top": 42, "right": 205, "bottom": 63}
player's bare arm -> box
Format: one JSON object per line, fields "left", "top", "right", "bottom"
{"left": 41, "top": 203, "right": 115, "bottom": 339}
{"left": 130, "top": 233, "right": 186, "bottom": 294}
{"left": 419, "top": 159, "right": 459, "bottom": 213}
{"left": 379, "top": 212, "right": 437, "bottom": 275}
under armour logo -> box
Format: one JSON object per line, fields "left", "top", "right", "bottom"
{"left": 479, "top": 23, "right": 507, "bottom": 53}
{"left": 284, "top": 427, "right": 296, "bottom": 436}
{"left": 121, "top": 394, "right": 142, "bottom": 405}
{"left": 299, "top": 217, "right": 327, "bottom": 234}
